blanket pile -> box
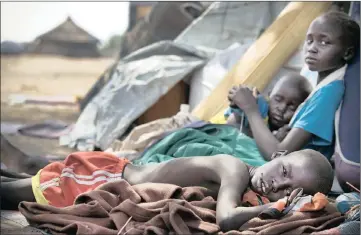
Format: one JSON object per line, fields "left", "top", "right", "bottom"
{"left": 19, "top": 180, "right": 344, "bottom": 235}
{"left": 134, "top": 124, "right": 268, "bottom": 167}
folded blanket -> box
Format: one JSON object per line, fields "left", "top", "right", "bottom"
{"left": 19, "top": 180, "right": 344, "bottom": 235}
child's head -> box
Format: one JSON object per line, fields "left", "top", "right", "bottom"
{"left": 304, "top": 11, "right": 360, "bottom": 73}
{"left": 250, "top": 149, "right": 333, "bottom": 202}
{"left": 268, "top": 74, "right": 312, "bottom": 130}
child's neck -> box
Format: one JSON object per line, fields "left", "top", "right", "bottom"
{"left": 317, "top": 64, "right": 345, "bottom": 84}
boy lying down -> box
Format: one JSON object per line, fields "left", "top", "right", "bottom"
{"left": 1, "top": 149, "right": 333, "bottom": 231}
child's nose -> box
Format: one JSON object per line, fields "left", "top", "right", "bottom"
{"left": 277, "top": 103, "right": 287, "bottom": 112}
{"left": 307, "top": 43, "right": 318, "bottom": 53}
{"left": 272, "top": 179, "right": 289, "bottom": 190}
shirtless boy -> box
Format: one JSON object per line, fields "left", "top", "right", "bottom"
{"left": 1, "top": 149, "right": 333, "bottom": 231}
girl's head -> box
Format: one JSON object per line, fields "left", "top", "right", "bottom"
{"left": 304, "top": 11, "right": 360, "bottom": 74}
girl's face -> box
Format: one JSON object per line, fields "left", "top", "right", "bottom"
{"left": 303, "top": 16, "right": 346, "bottom": 73}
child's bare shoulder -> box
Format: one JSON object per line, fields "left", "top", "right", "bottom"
{"left": 193, "top": 155, "right": 248, "bottom": 177}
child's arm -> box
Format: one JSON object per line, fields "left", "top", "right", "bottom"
{"left": 229, "top": 86, "right": 312, "bottom": 160}
{"left": 218, "top": 203, "right": 275, "bottom": 231}
{"left": 273, "top": 125, "right": 292, "bottom": 141}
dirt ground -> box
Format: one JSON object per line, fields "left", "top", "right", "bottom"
{"left": 1, "top": 103, "right": 79, "bottom": 158}
{"left": 1, "top": 54, "right": 114, "bottom": 159}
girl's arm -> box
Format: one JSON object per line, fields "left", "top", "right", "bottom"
{"left": 246, "top": 110, "right": 311, "bottom": 160}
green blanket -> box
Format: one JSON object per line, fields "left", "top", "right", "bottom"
{"left": 133, "top": 124, "right": 267, "bottom": 167}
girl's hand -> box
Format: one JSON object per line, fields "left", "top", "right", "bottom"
{"left": 228, "top": 85, "right": 258, "bottom": 113}
{"left": 273, "top": 125, "right": 292, "bottom": 141}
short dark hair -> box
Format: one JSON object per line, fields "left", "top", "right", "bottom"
{"left": 291, "top": 74, "right": 313, "bottom": 101}
{"left": 300, "top": 149, "right": 334, "bottom": 195}
{"left": 274, "top": 73, "right": 313, "bottom": 101}
{"left": 323, "top": 11, "right": 360, "bottom": 52}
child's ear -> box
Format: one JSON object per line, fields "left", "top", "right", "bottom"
{"left": 344, "top": 47, "right": 355, "bottom": 62}
{"left": 271, "top": 150, "right": 288, "bottom": 160}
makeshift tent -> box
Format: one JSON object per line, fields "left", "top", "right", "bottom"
{"left": 63, "top": 1, "right": 331, "bottom": 151}
{"left": 27, "top": 17, "right": 100, "bottom": 58}
{"left": 80, "top": 2, "right": 205, "bottom": 111}
{"left": 61, "top": 41, "right": 210, "bottom": 151}
{"left": 175, "top": 1, "right": 290, "bottom": 110}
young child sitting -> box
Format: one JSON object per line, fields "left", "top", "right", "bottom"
{"left": 225, "top": 73, "right": 313, "bottom": 138}
{"left": 1, "top": 149, "right": 333, "bottom": 231}
{"left": 228, "top": 11, "right": 360, "bottom": 161}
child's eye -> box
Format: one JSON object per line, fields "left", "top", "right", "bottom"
{"left": 288, "top": 105, "right": 297, "bottom": 112}
{"left": 320, "top": 40, "right": 329, "bottom": 45}
{"left": 282, "top": 166, "right": 287, "bottom": 177}
{"left": 274, "top": 96, "right": 282, "bottom": 102}
{"left": 306, "top": 39, "right": 313, "bottom": 44}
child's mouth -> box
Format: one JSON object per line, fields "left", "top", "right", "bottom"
{"left": 259, "top": 175, "right": 270, "bottom": 195}
{"left": 305, "top": 57, "right": 318, "bottom": 64}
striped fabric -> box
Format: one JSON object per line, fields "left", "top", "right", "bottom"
{"left": 32, "top": 152, "right": 129, "bottom": 207}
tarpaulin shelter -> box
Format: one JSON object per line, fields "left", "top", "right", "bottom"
{"left": 64, "top": 2, "right": 332, "bottom": 151}
{"left": 80, "top": 1, "right": 205, "bottom": 111}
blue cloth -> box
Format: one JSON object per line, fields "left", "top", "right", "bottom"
{"left": 338, "top": 49, "right": 360, "bottom": 164}
{"left": 336, "top": 192, "right": 360, "bottom": 214}
{"left": 290, "top": 81, "right": 345, "bottom": 159}
{"left": 224, "top": 95, "right": 269, "bottom": 127}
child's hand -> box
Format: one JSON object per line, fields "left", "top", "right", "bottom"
{"left": 228, "top": 85, "right": 258, "bottom": 113}
{"left": 273, "top": 125, "right": 291, "bottom": 141}
{"left": 228, "top": 85, "right": 239, "bottom": 107}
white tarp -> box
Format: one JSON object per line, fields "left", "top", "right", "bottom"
{"left": 188, "top": 43, "right": 252, "bottom": 110}
{"left": 60, "top": 41, "right": 210, "bottom": 151}
{"left": 175, "top": 2, "right": 308, "bottom": 109}
{"left": 61, "top": 2, "right": 316, "bottom": 150}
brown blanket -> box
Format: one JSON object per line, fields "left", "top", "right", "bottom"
{"left": 19, "top": 180, "right": 344, "bottom": 235}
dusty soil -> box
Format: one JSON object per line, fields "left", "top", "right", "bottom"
{"left": 1, "top": 54, "right": 114, "bottom": 159}
{"left": 1, "top": 103, "right": 79, "bottom": 158}
{"left": 1, "top": 54, "right": 114, "bottom": 101}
